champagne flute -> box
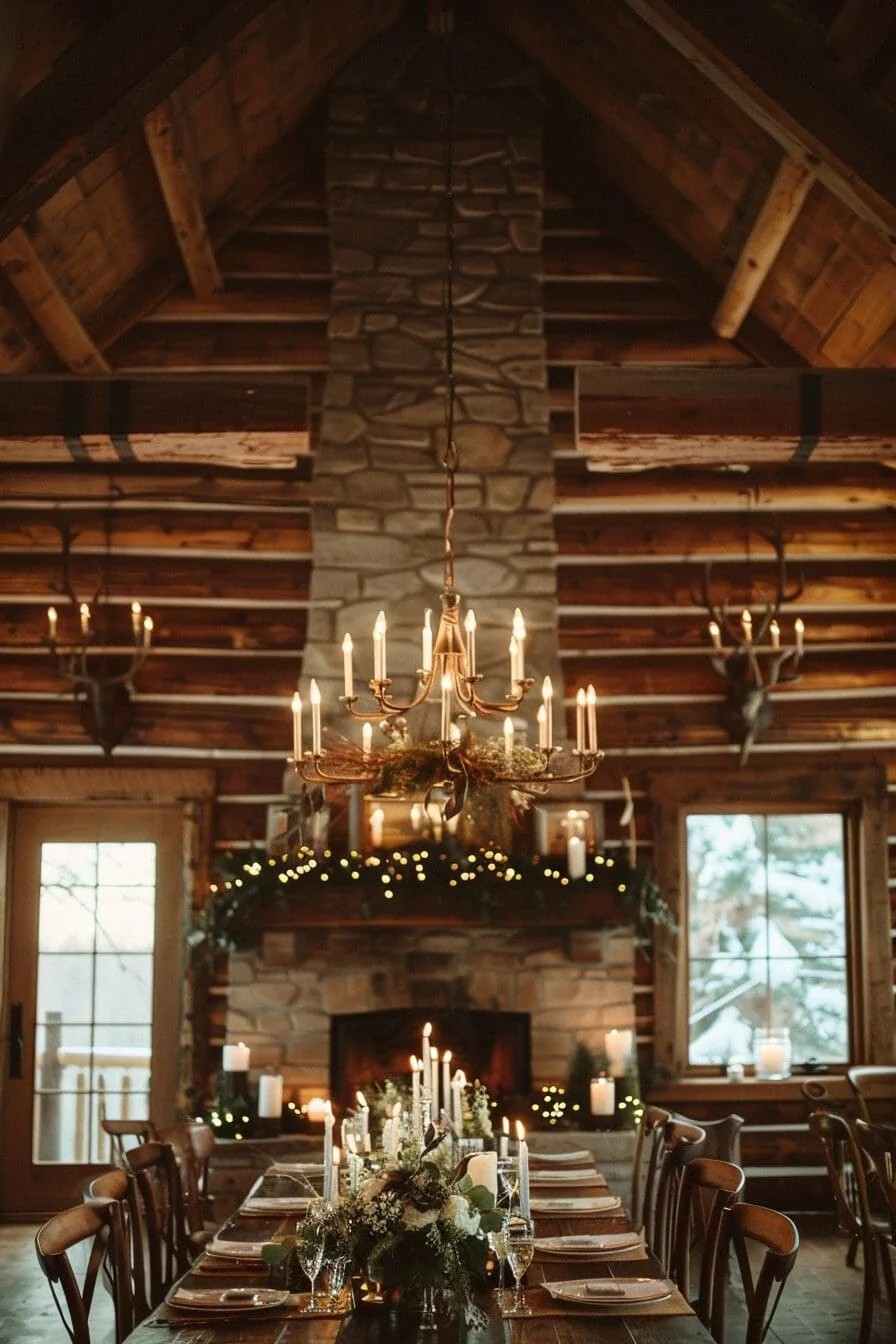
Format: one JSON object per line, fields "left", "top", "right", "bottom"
{"left": 487, "top": 1213, "right": 509, "bottom": 1306}
{"left": 504, "top": 1214, "right": 535, "bottom": 1316}
{"left": 296, "top": 1217, "right": 326, "bottom": 1311}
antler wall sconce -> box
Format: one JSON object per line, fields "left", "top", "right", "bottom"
{"left": 46, "top": 522, "right": 153, "bottom": 755}
{"left": 701, "top": 525, "right": 806, "bottom": 764}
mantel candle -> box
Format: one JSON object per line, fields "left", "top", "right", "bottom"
{"left": 500, "top": 1115, "right": 510, "bottom": 1160}
{"left": 257, "top": 1073, "right": 283, "bottom": 1119}
{"left": 467, "top": 1151, "right": 498, "bottom": 1201}
{"left": 590, "top": 1075, "right": 615, "bottom": 1117}
{"left": 222, "top": 1041, "right": 250, "bottom": 1072}
{"left": 323, "top": 1099, "right": 334, "bottom": 1179}
{"left": 605, "top": 1028, "right": 633, "bottom": 1078}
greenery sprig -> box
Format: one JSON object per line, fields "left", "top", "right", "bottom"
{"left": 190, "top": 844, "right": 675, "bottom": 959}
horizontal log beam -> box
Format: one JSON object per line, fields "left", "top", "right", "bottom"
{"left": 557, "top": 611, "right": 896, "bottom": 650}
{"left": 559, "top": 649, "right": 896, "bottom": 697}
{"left": 0, "top": 652, "right": 303, "bottom": 698}
{"left": 556, "top": 560, "right": 896, "bottom": 608}
{"left": 0, "top": 509, "right": 310, "bottom": 555}
{"left": 554, "top": 511, "right": 896, "bottom": 558}
{"left": 0, "top": 463, "right": 311, "bottom": 504}
{"left": 0, "top": 603, "right": 308, "bottom": 650}
{"left": 577, "top": 367, "right": 896, "bottom": 466}
{"left": 0, "top": 554, "right": 311, "bottom": 601}
{"left": 107, "top": 324, "right": 329, "bottom": 372}
{"left": 0, "top": 374, "right": 309, "bottom": 435}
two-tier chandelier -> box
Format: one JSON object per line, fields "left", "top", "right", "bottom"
{"left": 289, "top": 13, "right": 602, "bottom": 820}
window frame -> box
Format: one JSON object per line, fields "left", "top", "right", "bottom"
{"left": 650, "top": 764, "right": 893, "bottom": 1078}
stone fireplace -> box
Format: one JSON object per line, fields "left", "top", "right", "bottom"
{"left": 224, "top": 922, "right": 637, "bottom": 1107}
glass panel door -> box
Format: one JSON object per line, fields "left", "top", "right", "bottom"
{"left": 2, "top": 805, "right": 182, "bottom": 1216}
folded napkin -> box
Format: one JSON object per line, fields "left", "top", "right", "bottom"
{"left": 530, "top": 1171, "right": 605, "bottom": 1185}
{"left": 530, "top": 1195, "right": 621, "bottom": 1213}
{"left": 583, "top": 1281, "right": 626, "bottom": 1298}
{"left": 534, "top": 1232, "right": 642, "bottom": 1254}
{"left": 207, "top": 1236, "right": 267, "bottom": 1259}
{"left": 241, "top": 1195, "right": 310, "bottom": 1214}
{"left": 167, "top": 1286, "right": 288, "bottom": 1311}
{"left": 528, "top": 1149, "right": 594, "bottom": 1165}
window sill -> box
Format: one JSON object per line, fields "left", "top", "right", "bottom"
{"left": 647, "top": 1074, "right": 852, "bottom": 1104}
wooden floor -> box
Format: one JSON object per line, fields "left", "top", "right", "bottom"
{"left": 1, "top": 1218, "right": 894, "bottom": 1344}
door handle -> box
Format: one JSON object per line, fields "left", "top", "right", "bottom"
{"left": 9, "top": 1002, "right": 23, "bottom": 1078}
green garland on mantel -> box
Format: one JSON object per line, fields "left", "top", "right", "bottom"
{"left": 189, "top": 845, "right": 675, "bottom": 958}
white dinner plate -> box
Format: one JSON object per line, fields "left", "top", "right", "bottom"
{"left": 530, "top": 1195, "right": 622, "bottom": 1214}
{"left": 543, "top": 1277, "right": 673, "bottom": 1305}
{"left": 534, "top": 1232, "right": 643, "bottom": 1257}
{"left": 166, "top": 1287, "right": 290, "bottom": 1313}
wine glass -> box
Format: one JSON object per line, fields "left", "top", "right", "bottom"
{"left": 504, "top": 1214, "right": 535, "bottom": 1316}
{"left": 496, "top": 1155, "right": 518, "bottom": 1208}
{"left": 296, "top": 1217, "right": 326, "bottom": 1311}
{"left": 487, "top": 1211, "right": 509, "bottom": 1306}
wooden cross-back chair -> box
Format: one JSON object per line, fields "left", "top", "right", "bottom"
{"left": 710, "top": 1202, "right": 799, "bottom": 1344}
{"left": 847, "top": 1067, "right": 896, "bottom": 1124}
{"left": 630, "top": 1104, "right": 670, "bottom": 1239}
{"left": 808, "top": 1108, "right": 895, "bottom": 1344}
{"left": 669, "top": 1156, "right": 746, "bottom": 1329}
{"left": 35, "top": 1197, "right": 134, "bottom": 1344}
{"left": 854, "top": 1118, "right": 896, "bottom": 1339}
{"left": 157, "top": 1121, "right": 218, "bottom": 1249}
{"left": 652, "top": 1118, "right": 706, "bottom": 1274}
{"left": 87, "top": 1167, "right": 152, "bottom": 1326}
{"left": 99, "top": 1109, "right": 159, "bottom": 1168}
{"left": 123, "top": 1140, "right": 192, "bottom": 1309}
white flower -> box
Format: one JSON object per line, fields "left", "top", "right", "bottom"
{"left": 445, "top": 1194, "right": 481, "bottom": 1236}
{"left": 402, "top": 1203, "right": 440, "bottom": 1230}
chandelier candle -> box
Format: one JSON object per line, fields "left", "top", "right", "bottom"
{"left": 516, "top": 1121, "right": 530, "bottom": 1218}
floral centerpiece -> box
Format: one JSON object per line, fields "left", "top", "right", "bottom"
{"left": 462, "top": 1080, "right": 494, "bottom": 1140}
{"left": 345, "top": 1135, "right": 502, "bottom": 1322}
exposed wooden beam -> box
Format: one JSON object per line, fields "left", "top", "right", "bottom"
{"left": 0, "top": 374, "right": 310, "bottom": 464}
{"left": 0, "top": 229, "right": 110, "bottom": 374}
{"left": 143, "top": 101, "right": 223, "bottom": 300}
{"left": 820, "top": 258, "right": 896, "bottom": 364}
{"left": 617, "top": 0, "right": 896, "bottom": 239}
{"left": 0, "top": 0, "right": 278, "bottom": 241}
{"left": 712, "top": 157, "right": 815, "bottom": 340}
{"left": 576, "top": 367, "right": 896, "bottom": 467}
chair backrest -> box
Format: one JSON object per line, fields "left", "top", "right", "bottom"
{"left": 652, "top": 1118, "right": 706, "bottom": 1273}
{"left": 99, "top": 1110, "right": 159, "bottom": 1167}
{"left": 87, "top": 1167, "right": 151, "bottom": 1326}
{"left": 124, "top": 1140, "right": 191, "bottom": 1307}
{"left": 855, "top": 1118, "right": 896, "bottom": 1237}
{"left": 669, "top": 1156, "right": 746, "bottom": 1326}
{"left": 800, "top": 1078, "right": 856, "bottom": 1122}
{"left": 711, "top": 1202, "right": 799, "bottom": 1344}
{"left": 808, "top": 1110, "right": 876, "bottom": 1248}
{"left": 671, "top": 1111, "right": 744, "bottom": 1165}
{"left": 35, "top": 1198, "right": 134, "bottom": 1344}
{"left": 157, "top": 1121, "right": 216, "bottom": 1235}
{"left": 630, "top": 1104, "right": 670, "bottom": 1234}
{"left": 847, "top": 1067, "right": 896, "bottom": 1123}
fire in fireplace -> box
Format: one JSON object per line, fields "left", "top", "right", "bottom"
{"left": 329, "top": 1008, "right": 531, "bottom": 1113}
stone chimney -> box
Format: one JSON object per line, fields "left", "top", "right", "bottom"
{"left": 304, "top": 19, "right": 560, "bottom": 755}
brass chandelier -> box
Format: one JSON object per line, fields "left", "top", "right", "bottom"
{"left": 289, "top": 14, "right": 601, "bottom": 816}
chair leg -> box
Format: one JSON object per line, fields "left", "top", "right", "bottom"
{"left": 877, "top": 1236, "right": 896, "bottom": 1329}
{"left": 846, "top": 1232, "right": 860, "bottom": 1268}
{"left": 859, "top": 1245, "right": 876, "bottom": 1344}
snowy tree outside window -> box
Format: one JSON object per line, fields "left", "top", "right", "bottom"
{"left": 686, "top": 813, "right": 848, "bottom": 1067}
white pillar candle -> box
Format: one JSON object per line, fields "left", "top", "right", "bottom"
{"left": 390, "top": 1103, "right": 401, "bottom": 1160}
{"left": 590, "top": 1076, "right": 615, "bottom": 1116}
{"left": 708, "top": 620, "right": 722, "bottom": 651}
{"left": 500, "top": 1116, "right": 510, "bottom": 1160}
{"left": 441, "top": 1051, "right": 452, "bottom": 1112}
{"left": 370, "top": 807, "right": 384, "bottom": 848}
{"left": 342, "top": 632, "right": 354, "bottom": 698}
{"left": 605, "top": 1028, "right": 634, "bottom": 1078}
{"left": 516, "top": 1121, "right": 530, "bottom": 1218}
{"left": 79, "top": 602, "right": 91, "bottom": 635}
{"left": 309, "top": 679, "right": 322, "bottom": 756}
{"left": 257, "top": 1073, "right": 283, "bottom": 1118}
{"left": 373, "top": 610, "right": 387, "bottom": 680}
{"left": 330, "top": 1145, "right": 341, "bottom": 1202}
{"left": 467, "top": 1150, "right": 498, "bottom": 1201}
{"left": 795, "top": 617, "right": 805, "bottom": 654}
{"left": 411, "top": 1057, "right": 422, "bottom": 1136}
{"left": 512, "top": 608, "right": 526, "bottom": 681}
{"left": 421, "top": 1022, "right": 432, "bottom": 1103}
{"left": 422, "top": 608, "right": 433, "bottom": 676}
{"left": 451, "top": 1069, "right": 465, "bottom": 1132}
{"left": 47, "top": 605, "right": 58, "bottom": 641}
{"left": 222, "top": 1041, "right": 250, "bottom": 1071}
{"left": 586, "top": 684, "right": 598, "bottom": 752}
{"left": 143, "top": 615, "right": 153, "bottom": 648}
{"left": 291, "top": 691, "right": 302, "bottom": 761}
{"left": 567, "top": 834, "right": 586, "bottom": 879}
{"left": 430, "top": 1045, "right": 440, "bottom": 1122}
{"left": 362, "top": 722, "right": 372, "bottom": 758}
{"left": 440, "top": 672, "right": 452, "bottom": 742}
{"left": 741, "top": 609, "right": 753, "bottom": 643}
{"left": 130, "top": 602, "right": 142, "bottom": 638}
{"left": 503, "top": 716, "right": 514, "bottom": 766}
{"left": 509, "top": 635, "right": 519, "bottom": 688}
{"left": 541, "top": 676, "right": 553, "bottom": 750}
{"left": 464, "top": 609, "right": 477, "bottom": 677}
{"left": 769, "top": 620, "right": 780, "bottom": 649}
{"left": 575, "top": 687, "right": 586, "bottom": 752}
{"left": 537, "top": 703, "right": 547, "bottom": 750}
{"left": 355, "top": 1090, "right": 369, "bottom": 1149}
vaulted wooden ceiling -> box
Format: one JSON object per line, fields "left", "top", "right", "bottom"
{"left": 0, "top": 0, "right": 894, "bottom": 869}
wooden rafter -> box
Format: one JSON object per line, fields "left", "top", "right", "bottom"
{"left": 616, "top": 0, "right": 896, "bottom": 238}
{"left": 0, "top": 230, "right": 110, "bottom": 374}
{"left": 820, "top": 258, "right": 896, "bottom": 364}
{"left": 143, "top": 101, "right": 223, "bottom": 300}
{"left": 0, "top": 0, "right": 278, "bottom": 242}
{"left": 713, "top": 157, "right": 815, "bottom": 340}
{"left": 576, "top": 367, "right": 896, "bottom": 468}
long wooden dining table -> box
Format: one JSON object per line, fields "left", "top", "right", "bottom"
{"left": 126, "top": 1145, "right": 716, "bottom": 1344}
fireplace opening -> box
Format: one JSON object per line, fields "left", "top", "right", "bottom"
{"left": 329, "top": 1008, "right": 531, "bottom": 1113}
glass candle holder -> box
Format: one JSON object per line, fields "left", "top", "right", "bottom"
{"left": 753, "top": 1028, "right": 791, "bottom": 1079}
